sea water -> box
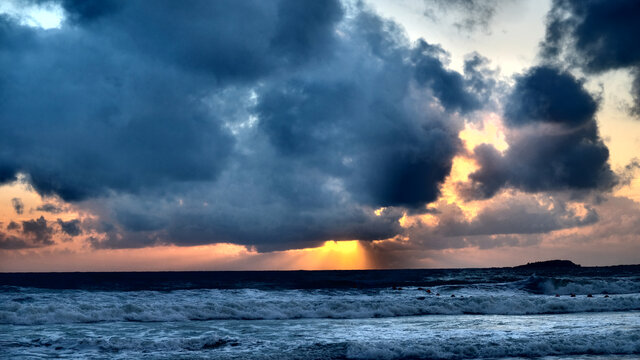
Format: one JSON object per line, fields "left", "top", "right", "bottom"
{"left": 1, "top": 267, "right": 639, "bottom": 359}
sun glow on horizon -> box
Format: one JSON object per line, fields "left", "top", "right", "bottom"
{"left": 0, "top": 240, "right": 374, "bottom": 272}
{"left": 283, "top": 240, "right": 371, "bottom": 270}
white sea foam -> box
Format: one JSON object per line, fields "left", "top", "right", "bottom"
{"left": 24, "top": 333, "right": 236, "bottom": 352}
{"left": 4, "top": 315, "right": 640, "bottom": 359}
{"left": 2, "top": 288, "right": 639, "bottom": 324}
{"left": 345, "top": 331, "right": 640, "bottom": 359}
{"left": 513, "top": 275, "right": 640, "bottom": 295}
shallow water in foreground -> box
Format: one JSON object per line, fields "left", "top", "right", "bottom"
{"left": 1, "top": 267, "right": 639, "bottom": 359}
{"left": 2, "top": 311, "right": 639, "bottom": 359}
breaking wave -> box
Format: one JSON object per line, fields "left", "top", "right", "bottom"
{"left": 344, "top": 332, "right": 640, "bottom": 359}
{"left": 515, "top": 274, "right": 640, "bottom": 295}
{"left": 7, "top": 333, "right": 237, "bottom": 353}
{"left": 7, "top": 326, "right": 640, "bottom": 359}
{"left": 2, "top": 287, "right": 639, "bottom": 325}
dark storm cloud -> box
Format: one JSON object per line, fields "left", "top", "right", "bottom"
{"left": 412, "top": 40, "right": 482, "bottom": 113}
{"left": 1, "top": 0, "right": 345, "bottom": 201}
{"left": 466, "top": 66, "right": 616, "bottom": 198}
{"left": 1, "top": 15, "right": 232, "bottom": 200}
{"left": 1, "top": 1, "right": 487, "bottom": 250}
{"left": 93, "top": 8, "right": 482, "bottom": 251}
{"left": 21, "top": 216, "right": 54, "bottom": 245}
{"left": 504, "top": 66, "right": 597, "bottom": 127}
{"left": 56, "top": 218, "right": 82, "bottom": 236}
{"left": 0, "top": 166, "right": 17, "bottom": 184}
{"left": 541, "top": 0, "right": 640, "bottom": 117}
{"left": 11, "top": 198, "right": 24, "bottom": 215}
{"left": 253, "top": 9, "right": 486, "bottom": 211}
{"left": 54, "top": 0, "right": 343, "bottom": 82}
{"left": 53, "top": 0, "right": 121, "bottom": 23}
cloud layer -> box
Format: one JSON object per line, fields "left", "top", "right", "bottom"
{"left": 0, "top": 0, "right": 627, "bottom": 254}
{"left": 1, "top": 0, "right": 487, "bottom": 250}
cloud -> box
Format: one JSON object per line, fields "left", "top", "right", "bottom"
{"left": 463, "top": 52, "right": 500, "bottom": 108}
{"left": 411, "top": 40, "right": 482, "bottom": 113}
{"left": 36, "top": 203, "right": 63, "bottom": 214}
{"left": 6, "top": 221, "right": 20, "bottom": 230}
{"left": 618, "top": 159, "right": 640, "bottom": 187}
{"left": 0, "top": 233, "right": 33, "bottom": 250}
{"left": 1, "top": 13, "right": 232, "bottom": 200}
{"left": 0, "top": 0, "right": 622, "bottom": 253}
{"left": 55, "top": 0, "right": 344, "bottom": 81}
{"left": 362, "top": 190, "right": 623, "bottom": 268}
{"left": 465, "top": 66, "right": 616, "bottom": 198}
{"left": 1, "top": 0, "right": 349, "bottom": 201}
{"left": 423, "top": 0, "right": 502, "bottom": 34}
{"left": 0, "top": 215, "right": 57, "bottom": 249}
{"left": 396, "top": 192, "right": 598, "bottom": 251}
{"left": 56, "top": 218, "right": 82, "bottom": 236}
{"left": 541, "top": 0, "right": 640, "bottom": 117}
{"left": 504, "top": 66, "right": 597, "bottom": 127}
{"left": 0, "top": 1, "right": 493, "bottom": 251}
{"left": 435, "top": 194, "right": 598, "bottom": 237}
{"left": 11, "top": 197, "right": 23, "bottom": 214}
{"left": 21, "top": 216, "right": 54, "bottom": 245}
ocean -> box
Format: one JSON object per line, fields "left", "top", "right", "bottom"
{"left": 1, "top": 266, "right": 639, "bottom": 359}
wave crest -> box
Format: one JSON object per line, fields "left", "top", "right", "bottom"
{"left": 517, "top": 275, "right": 640, "bottom": 295}
{"left": 2, "top": 289, "right": 639, "bottom": 324}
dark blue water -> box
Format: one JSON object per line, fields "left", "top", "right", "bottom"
{"left": 1, "top": 266, "right": 639, "bottom": 359}
{"left": 2, "top": 265, "right": 639, "bottom": 291}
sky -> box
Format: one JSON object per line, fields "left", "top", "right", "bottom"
{"left": 1, "top": 0, "right": 639, "bottom": 271}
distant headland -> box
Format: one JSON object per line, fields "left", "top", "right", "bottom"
{"left": 514, "top": 260, "right": 581, "bottom": 269}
